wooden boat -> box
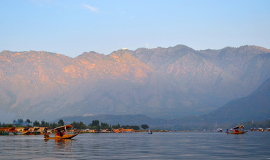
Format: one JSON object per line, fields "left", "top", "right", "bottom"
{"left": 258, "top": 128, "right": 264, "bottom": 132}
{"left": 44, "top": 125, "right": 79, "bottom": 140}
{"left": 267, "top": 128, "right": 270, "bottom": 132}
{"left": 250, "top": 128, "right": 253, "bottom": 131}
{"left": 226, "top": 125, "right": 247, "bottom": 134}
{"left": 254, "top": 128, "right": 257, "bottom": 131}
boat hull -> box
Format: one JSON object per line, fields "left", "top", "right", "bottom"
{"left": 45, "top": 133, "right": 79, "bottom": 140}
{"left": 226, "top": 131, "right": 246, "bottom": 134}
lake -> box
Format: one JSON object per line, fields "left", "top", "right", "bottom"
{"left": 0, "top": 131, "right": 270, "bottom": 159}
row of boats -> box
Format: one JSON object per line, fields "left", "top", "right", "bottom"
{"left": 0, "top": 125, "right": 79, "bottom": 140}
{"left": 250, "top": 128, "right": 269, "bottom": 132}
{"left": 0, "top": 126, "right": 48, "bottom": 135}
{"left": 217, "top": 125, "right": 270, "bottom": 134}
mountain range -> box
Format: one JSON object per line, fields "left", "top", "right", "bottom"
{"left": 0, "top": 45, "right": 270, "bottom": 122}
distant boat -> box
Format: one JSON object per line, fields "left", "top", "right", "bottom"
{"left": 148, "top": 129, "right": 153, "bottom": 134}
{"left": 226, "top": 125, "right": 247, "bottom": 134}
{"left": 217, "top": 128, "right": 222, "bottom": 132}
{"left": 267, "top": 128, "right": 270, "bottom": 132}
{"left": 250, "top": 128, "right": 253, "bottom": 131}
{"left": 254, "top": 128, "right": 257, "bottom": 131}
{"left": 258, "top": 128, "right": 264, "bottom": 132}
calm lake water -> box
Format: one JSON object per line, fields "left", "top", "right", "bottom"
{"left": 1, "top": 131, "right": 270, "bottom": 160}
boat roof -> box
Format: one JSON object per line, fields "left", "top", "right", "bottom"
{"left": 54, "top": 125, "right": 73, "bottom": 131}
{"left": 233, "top": 125, "right": 244, "bottom": 129}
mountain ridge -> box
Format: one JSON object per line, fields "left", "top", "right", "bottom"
{"left": 0, "top": 45, "right": 270, "bottom": 122}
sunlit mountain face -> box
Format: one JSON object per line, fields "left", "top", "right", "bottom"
{"left": 0, "top": 45, "right": 270, "bottom": 122}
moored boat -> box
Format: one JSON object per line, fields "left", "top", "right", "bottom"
{"left": 267, "top": 128, "right": 270, "bottom": 132}
{"left": 250, "top": 128, "right": 253, "bottom": 131}
{"left": 258, "top": 128, "right": 264, "bottom": 132}
{"left": 0, "top": 127, "right": 17, "bottom": 135}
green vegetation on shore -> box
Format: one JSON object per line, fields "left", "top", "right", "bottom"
{"left": 0, "top": 119, "right": 141, "bottom": 131}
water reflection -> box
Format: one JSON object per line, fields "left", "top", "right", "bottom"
{"left": 0, "top": 132, "right": 270, "bottom": 159}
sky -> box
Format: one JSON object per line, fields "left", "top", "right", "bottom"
{"left": 0, "top": 0, "right": 270, "bottom": 58}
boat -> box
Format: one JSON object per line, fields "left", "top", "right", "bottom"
{"left": 226, "top": 125, "right": 247, "bottom": 134}
{"left": 258, "top": 128, "right": 264, "bottom": 132}
{"left": 148, "top": 129, "right": 153, "bottom": 134}
{"left": 250, "top": 128, "right": 253, "bottom": 131}
{"left": 217, "top": 128, "right": 222, "bottom": 132}
{"left": 44, "top": 125, "right": 79, "bottom": 140}
{"left": 267, "top": 128, "right": 270, "bottom": 132}
{"left": 254, "top": 128, "right": 257, "bottom": 131}
{"left": 0, "top": 127, "right": 17, "bottom": 135}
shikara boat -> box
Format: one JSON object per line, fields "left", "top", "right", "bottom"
{"left": 44, "top": 125, "right": 79, "bottom": 140}
{"left": 226, "top": 125, "right": 247, "bottom": 134}
{"left": 258, "top": 128, "right": 264, "bottom": 132}
{"left": 267, "top": 128, "right": 270, "bottom": 132}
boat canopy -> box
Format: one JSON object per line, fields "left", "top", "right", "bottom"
{"left": 233, "top": 125, "right": 244, "bottom": 129}
{"left": 55, "top": 125, "right": 73, "bottom": 131}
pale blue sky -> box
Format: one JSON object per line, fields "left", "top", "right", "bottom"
{"left": 1, "top": 0, "right": 269, "bottom": 57}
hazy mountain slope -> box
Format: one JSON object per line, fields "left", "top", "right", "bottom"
{"left": 199, "top": 77, "right": 270, "bottom": 123}
{"left": 58, "top": 75, "right": 270, "bottom": 126}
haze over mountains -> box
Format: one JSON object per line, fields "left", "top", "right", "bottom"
{"left": 0, "top": 45, "right": 270, "bottom": 122}
{"left": 58, "top": 76, "right": 270, "bottom": 127}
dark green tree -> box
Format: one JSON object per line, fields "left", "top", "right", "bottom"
{"left": 79, "top": 121, "right": 84, "bottom": 129}
{"left": 90, "top": 120, "right": 100, "bottom": 127}
{"left": 50, "top": 122, "right": 57, "bottom": 129}
{"left": 132, "top": 125, "right": 140, "bottom": 130}
{"left": 101, "top": 122, "right": 109, "bottom": 129}
{"left": 112, "top": 124, "right": 121, "bottom": 129}
{"left": 26, "top": 119, "right": 31, "bottom": 124}
{"left": 141, "top": 124, "right": 149, "bottom": 130}
{"left": 41, "top": 120, "right": 46, "bottom": 126}
{"left": 18, "top": 119, "right": 24, "bottom": 125}
{"left": 70, "top": 121, "right": 86, "bottom": 129}
{"left": 58, "top": 119, "right": 64, "bottom": 126}
{"left": 33, "top": 120, "right": 40, "bottom": 127}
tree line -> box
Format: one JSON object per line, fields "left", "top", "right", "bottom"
{"left": 0, "top": 119, "right": 65, "bottom": 128}
{"left": 0, "top": 119, "right": 147, "bottom": 131}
